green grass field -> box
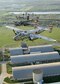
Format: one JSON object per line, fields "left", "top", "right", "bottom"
{"left": 0, "top": 26, "right": 60, "bottom": 48}
{"left": 6, "top": 62, "right": 12, "bottom": 74}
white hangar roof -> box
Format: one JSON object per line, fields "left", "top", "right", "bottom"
{"left": 13, "top": 62, "right": 60, "bottom": 70}
{"left": 12, "top": 62, "right": 60, "bottom": 80}
{"left": 29, "top": 45, "right": 54, "bottom": 53}
{"left": 9, "top": 47, "right": 23, "bottom": 55}
{"left": 11, "top": 51, "right": 60, "bottom": 64}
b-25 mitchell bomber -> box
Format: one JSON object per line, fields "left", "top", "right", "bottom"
{"left": 5, "top": 25, "right": 56, "bottom": 42}
{"left": 14, "top": 20, "right": 35, "bottom": 26}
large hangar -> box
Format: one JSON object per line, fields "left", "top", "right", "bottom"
{"left": 12, "top": 62, "right": 60, "bottom": 80}
{"left": 9, "top": 45, "right": 54, "bottom": 56}
{"left": 11, "top": 52, "right": 60, "bottom": 64}
{"left": 10, "top": 44, "right": 60, "bottom": 83}
{"left": 30, "top": 45, "right": 54, "bottom": 53}
{"left": 9, "top": 48, "right": 23, "bottom": 55}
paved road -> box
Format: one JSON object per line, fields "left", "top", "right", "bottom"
{"left": 9, "top": 11, "right": 60, "bottom": 15}
{"left": 0, "top": 62, "right": 7, "bottom": 84}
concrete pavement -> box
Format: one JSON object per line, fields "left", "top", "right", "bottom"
{"left": 0, "top": 62, "right": 7, "bottom": 84}
{"left": 52, "top": 42, "right": 60, "bottom": 47}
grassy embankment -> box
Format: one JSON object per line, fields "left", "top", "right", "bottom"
{"left": 4, "top": 75, "right": 60, "bottom": 84}
{"left": 6, "top": 62, "right": 12, "bottom": 74}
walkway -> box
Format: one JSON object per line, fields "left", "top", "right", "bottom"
{"left": 0, "top": 62, "right": 7, "bottom": 84}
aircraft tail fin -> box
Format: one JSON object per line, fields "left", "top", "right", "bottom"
{"left": 49, "top": 25, "right": 53, "bottom": 33}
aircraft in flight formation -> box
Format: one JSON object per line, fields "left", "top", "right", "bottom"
{"left": 5, "top": 25, "right": 56, "bottom": 42}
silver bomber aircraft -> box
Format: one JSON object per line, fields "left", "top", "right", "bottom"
{"left": 5, "top": 25, "right": 56, "bottom": 42}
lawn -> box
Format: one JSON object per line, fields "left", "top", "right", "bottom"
{"left": 4, "top": 75, "right": 60, "bottom": 83}
{"left": 0, "top": 26, "right": 60, "bottom": 48}
{"left": 6, "top": 62, "right": 12, "bottom": 74}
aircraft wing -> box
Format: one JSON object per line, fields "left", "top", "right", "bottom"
{"left": 37, "top": 26, "right": 49, "bottom": 30}
{"left": 30, "top": 34, "right": 56, "bottom": 42}
{"left": 5, "top": 25, "right": 23, "bottom": 31}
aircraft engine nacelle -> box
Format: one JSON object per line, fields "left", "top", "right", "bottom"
{"left": 29, "top": 36, "right": 34, "bottom": 40}
{"left": 13, "top": 35, "right": 20, "bottom": 41}
{"left": 29, "top": 34, "right": 38, "bottom": 41}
